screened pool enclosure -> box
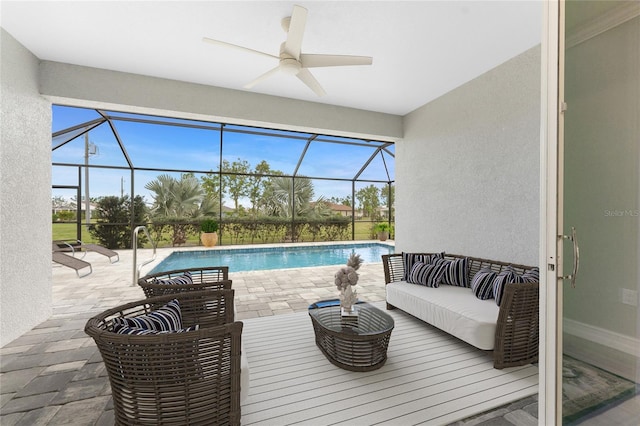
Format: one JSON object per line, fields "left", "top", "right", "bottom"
{"left": 52, "top": 106, "right": 395, "bottom": 248}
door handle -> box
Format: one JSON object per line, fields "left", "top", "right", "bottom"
{"left": 559, "top": 226, "right": 579, "bottom": 288}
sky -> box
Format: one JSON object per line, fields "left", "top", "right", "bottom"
{"left": 51, "top": 105, "right": 395, "bottom": 209}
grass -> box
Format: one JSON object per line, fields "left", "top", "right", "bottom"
{"left": 52, "top": 220, "right": 391, "bottom": 248}
{"left": 52, "top": 223, "right": 98, "bottom": 244}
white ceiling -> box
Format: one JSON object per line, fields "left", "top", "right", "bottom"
{"left": 1, "top": 1, "right": 542, "bottom": 116}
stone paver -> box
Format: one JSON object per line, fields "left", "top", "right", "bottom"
{"left": 14, "top": 406, "right": 61, "bottom": 426}
{"left": 14, "top": 372, "right": 75, "bottom": 398}
{"left": 0, "top": 242, "right": 537, "bottom": 425}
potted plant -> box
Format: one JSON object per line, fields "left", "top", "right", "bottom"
{"left": 374, "top": 222, "right": 391, "bottom": 241}
{"left": 200, "top": 218, "right": 219, "bottom": 247}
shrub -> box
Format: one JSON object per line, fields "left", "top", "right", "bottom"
{"left": 88, "top": 195, "right": 148, "bottom": 249}
{"left": 200, "top": 218, "right": 219, "bottom": 233}
{"left": 374, "top": 222, "right": 390, "bottom": 233}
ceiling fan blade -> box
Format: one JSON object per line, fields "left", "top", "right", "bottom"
{"left": 296, "top": 69, "right": 326, "bottom": 97}
{"left": 300, "top": 54, "right": 373, "bottom": 68}
{"left": 244, "top": 66, "right": 281, "bottom": 89}
{"left": 284, "top": 5, "right": 307, "bottom": 59}
{"left": 202, "top": 37, "right": 278, "bottom": 60}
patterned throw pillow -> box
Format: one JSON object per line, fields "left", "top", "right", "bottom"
{"left": 493, "top": 267, "right": 527, "bottom": 306}
{"left": 402, "top": 252, "right": 445, "bottom": 281}
{"left": 407, "top": 261, "right": 447, "bottom": 288}
{"left": 153, "top": 271, "right": 193, "bottom": 285}
{"left": 471, "top": 267, "right": 497, "bottom": 300}
{"left": 402, "top": 253, "right": 425, "bottom": 281}
{"left": 522, "top": 267, "right": 539, "bottom": 283}
{"left": 439, "top": 257, "right": 470, "bottom": 287}
{"left": 115, "top": 324, "right": 199, "bottom": 335}
{"left": 112, "top": 299, "right": 184, "bottom": 332}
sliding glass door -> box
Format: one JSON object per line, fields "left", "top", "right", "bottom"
{"left": 552, "top": 1, "right": 640, "bottom": 423}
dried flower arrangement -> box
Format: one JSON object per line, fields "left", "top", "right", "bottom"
{"left": 334, "top": 253, "right": 363, "bottom": 313}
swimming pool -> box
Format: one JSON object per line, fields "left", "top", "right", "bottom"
{"left": 149, "top": 243, "right": 395, "bottom": 274}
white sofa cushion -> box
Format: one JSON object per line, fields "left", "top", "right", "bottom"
{"left": 386, "top": 281, "right": 500, "bottom": 350}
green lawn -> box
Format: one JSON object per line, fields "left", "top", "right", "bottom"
{"left": 52, "top": 223, "right": 98, "bottom": 244}
{"left": 52, "top": 220, "right": 391, "bottom": 248}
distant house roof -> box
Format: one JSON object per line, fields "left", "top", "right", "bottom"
{"left": 325, "top": 202, "right": 352, "bottom": 212}
{"left": 310, "top": 201, "right": 352, "bottom": 212}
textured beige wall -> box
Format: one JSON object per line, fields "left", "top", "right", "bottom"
{"left": 398, "top": 46, "right": 541, "bottom": 265}
{"left": 0, "top": 29, "right": 53, "bottom": 346}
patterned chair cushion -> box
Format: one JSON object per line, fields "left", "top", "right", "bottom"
{"left": 113, "top": 299, "right": 185, "bottom": 332}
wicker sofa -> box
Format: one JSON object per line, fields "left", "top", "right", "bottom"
{"left": 382, "top": 253, "right": 539, "bottom": 369}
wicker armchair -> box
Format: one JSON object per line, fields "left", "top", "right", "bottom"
{"left": 85, "top": 290, "right": 242, "bottom": 426}
{"left": 138, "top": 266, "right": 231, "bottom": 298}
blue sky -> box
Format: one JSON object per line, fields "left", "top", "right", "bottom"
{"left": 51, "top": 105, "right": 394, "bottom": 208}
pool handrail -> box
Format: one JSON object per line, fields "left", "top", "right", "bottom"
{"left": 132, "top": 226, "right": 157, "bottom": 286}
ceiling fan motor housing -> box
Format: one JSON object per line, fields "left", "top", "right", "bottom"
{"left": 280, "top": 58, "right": 301, "bottom": 75}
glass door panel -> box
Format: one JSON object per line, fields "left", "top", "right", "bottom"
{"left": 560, "top": 2, "right": 639, "bottom": 423}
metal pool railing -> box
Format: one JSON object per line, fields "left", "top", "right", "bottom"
{"left": 132, "top": 226, "right": 157, "bottom": 286}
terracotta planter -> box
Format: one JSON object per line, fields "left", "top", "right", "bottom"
{"left": 377, "top": 231, "right": 389, "bottom": 241}
{"left": 201, "top": 232, "right": 218, "bottom": 247}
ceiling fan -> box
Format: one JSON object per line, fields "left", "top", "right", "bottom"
{"left": 202, "top": 4, "right": 373, "bottom": 97}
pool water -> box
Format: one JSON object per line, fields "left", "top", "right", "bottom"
{"left": 150, "top": 243, "right": 395, "bottom": 274}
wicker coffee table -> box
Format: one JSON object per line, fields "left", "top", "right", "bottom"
{"left": 308, "top": 301, "right": 394, "bottom": 372}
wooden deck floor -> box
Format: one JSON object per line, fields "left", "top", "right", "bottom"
{"left": 241, "top": 302, "right": 538, "bottom": 425}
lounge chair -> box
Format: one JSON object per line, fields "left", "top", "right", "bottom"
{"left": 54, "top": 240, "right": 119, "bottom": 263}
{"left": 52, "top": 249, "right": 93, "bottom": 278}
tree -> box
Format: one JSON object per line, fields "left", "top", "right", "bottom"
{"left": 381, "top": 184, "right": 395, "bottom": 220}
{"left": 247, "top": 160, "right": 272, "bottom": 215}
{"left": 328, "top": 196, "right": 351, "bottom": 207}
{"left": 52, "top": 195, "right": 68, "bottom": 211}
{"left": 145, "top": 173, "right": 217, "bottom": 246}
{"left": 307, "top": 196, "right": 332, "bottom": 219}
{"left": 52, "top": 196, "right": 75, "bottom": 221}
{"left": 201, "top": 172, "right": 221, "bottom": 207}
{"left": 88, "top": 195, "right": 147, "bottom": 249}
{"left": 221, "top": 158, "right": 250, "bottom": 212}
{"left": 356, "top": 185, "right": 381, "bottom": 219}
{"left": 263, "top": 176, "right": 315, "bottom": 218}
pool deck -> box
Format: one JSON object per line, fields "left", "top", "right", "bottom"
{"left": 50, "top": 241, "right": 393, "bottom": 320}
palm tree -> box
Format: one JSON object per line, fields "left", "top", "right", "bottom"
{"left": 145, "top": 174, "right": 217, "bottom": 245}
{"left": 264, "top": 176, "right": 315, "bottom": 218}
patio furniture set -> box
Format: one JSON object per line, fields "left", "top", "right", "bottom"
{"left": 82, "top": 251, "right": 539, "bottom": 424}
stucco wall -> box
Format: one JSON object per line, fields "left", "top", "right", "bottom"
{"left": 398, "top": 46, "right": 541, "bottom": 265}
{"left": 0, "top": 29, "right": 53, "bottom": 346}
